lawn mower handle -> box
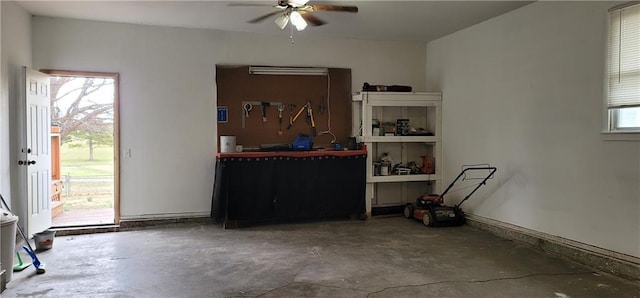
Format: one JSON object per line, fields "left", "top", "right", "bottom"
{"left": 437, "top": 167, "right": 497, "bottom": 208}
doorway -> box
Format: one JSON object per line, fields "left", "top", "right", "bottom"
{"left": 44, "top": 70, "right": 120, "bottom": 227}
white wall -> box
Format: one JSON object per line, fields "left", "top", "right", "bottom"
{"left": 426, "top": 1, "right": 639, "bottom": 257}
{"left": 0, "top": 0, "right": 4, "bottom": 206}
{"left": 31, "top": 17, "right": 426, "bottom": 220}
{"left": 1, "top": 1, "right": 32, "bottom": 212}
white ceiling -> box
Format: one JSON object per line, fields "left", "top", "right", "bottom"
{"left": 17, "top": 1, "right": 533, "bottom": 43}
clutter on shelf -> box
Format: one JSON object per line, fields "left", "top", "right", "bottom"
{"left": 371, "top": 118, "right": 433, "bottom": 137}
{"left": 372, "top": 153, "right": 435, "bottom": 176}
{"left": 362, "top": 82, "right": 412, "bottom": 92}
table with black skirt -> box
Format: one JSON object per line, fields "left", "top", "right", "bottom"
{"left": 211, "top": 150, "right": 367, "bottom": 228}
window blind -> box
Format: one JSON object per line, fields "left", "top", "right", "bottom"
{"left": 608, "top": 3, "right": 640, "bottom": 109}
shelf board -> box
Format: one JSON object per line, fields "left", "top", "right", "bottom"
{"left": 359, "top": 136, "right": 438, "bottom": 143}
{"left": 368, "top": 174, "right": 441, "bottom": 183}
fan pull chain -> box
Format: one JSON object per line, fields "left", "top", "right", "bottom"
{"left": 289, "top": 25, "right": 295, "bottom": 44}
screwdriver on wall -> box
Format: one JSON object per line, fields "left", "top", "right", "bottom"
{"left": 277, "top": 104, "right": 285, "bottom": 135}
{"left": 261, "top": 102, "right": 270, "bottom": 122}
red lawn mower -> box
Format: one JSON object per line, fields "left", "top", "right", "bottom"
{"left": 404, "top": 166, "right": 497, "bottom": 227}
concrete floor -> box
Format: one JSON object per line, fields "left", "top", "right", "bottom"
{"left": 3, "top": 217, "right": 639, "bottom": 297}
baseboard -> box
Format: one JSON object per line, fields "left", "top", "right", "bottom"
{"left": 119, "top": 213, "right": 213, "bottom": 230}
{"left": 465, "top": 214, "right": 639, "bottom": 281}
{"left": 52, "top": 213, "right": 214, "bottom": 236}
{"left": 52, "top": 225, "right": 119, "bottom": 236}
{"left": 119, "top": 211, "right": 211, "bottom": 222}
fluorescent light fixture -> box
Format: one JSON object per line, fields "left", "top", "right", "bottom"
{"left": 249, "top": 66, "right": 328, "bottom": 76}
{"left": 290, "top": 11, "right": 307, "bottom": 31}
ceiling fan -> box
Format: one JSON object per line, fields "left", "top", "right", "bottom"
{"left": 229, "top": 0, "right": 358, "bottom": 31}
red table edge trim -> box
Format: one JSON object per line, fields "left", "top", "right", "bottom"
{"left": 217, "top": 149, "right": 367, "bottom": 159}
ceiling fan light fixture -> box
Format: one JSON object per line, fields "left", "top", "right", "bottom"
{"left": 290, "top": 11, "right": 307, "bottom": 31}
{"left": 274, "top": 14, "right": 290, "bottom": 29}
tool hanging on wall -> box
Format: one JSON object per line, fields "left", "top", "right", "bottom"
{"left": 288, "top": 104, "right": 296, "bottom": 127}
{"left": 242, "top": 103, "right": 253, "bottom": 128}
{"left": 261, "top": 102, "right": 270, "bottom": 123}
{"left": 242, "top": 100, "right": 285, "bottom": 129}
{"left": 287, "top": 103, "right": 306, "bottom": 130}
{"left": 306, "top": 102, "right": 317, "bottom": 136}
{"left": 287, "top": 101, "right": 316, "bottom": 136}
{"left": 277, "top": 104, "right": 285, "bottom": 136}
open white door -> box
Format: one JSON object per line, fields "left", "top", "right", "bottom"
{"left": 20, "top": 67, "right": 52, "bottom": 236}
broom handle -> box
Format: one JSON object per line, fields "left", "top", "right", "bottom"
{"left": 0, "top": 194, "right": 39, "bottom": 256}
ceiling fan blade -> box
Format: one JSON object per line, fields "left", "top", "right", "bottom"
{"left": 247, "top": 11, "right": 281, "bottom": 23}
{"left": 227, "top": 3, "right": 276, "bottom": 7}
{"left": 309, "top": 5, "right": 358, "bottom": 13}
{"left": 300, "top": 12, "right": 326, "bottom": 26}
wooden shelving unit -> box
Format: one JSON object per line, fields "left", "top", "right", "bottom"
{"left": 352, "top": 92, "right": 442, "bottom": 216}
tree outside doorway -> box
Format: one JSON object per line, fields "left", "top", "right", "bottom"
{"left": 50, "top": 75, "right": 116, "bottom": 226}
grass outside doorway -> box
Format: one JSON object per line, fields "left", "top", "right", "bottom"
{"left": 60, "top": 144, "right": 114, "bottom": 212}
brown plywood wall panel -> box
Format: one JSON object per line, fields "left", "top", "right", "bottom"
{"left": 216, "top": 66, "right": 352, "bottom": 150}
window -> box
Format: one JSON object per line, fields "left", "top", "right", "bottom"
{"left": 607, "top": 2, "right": 640, "bottom": 132}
